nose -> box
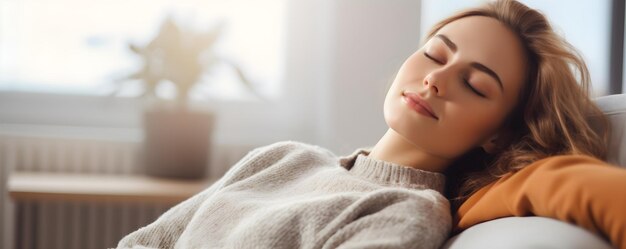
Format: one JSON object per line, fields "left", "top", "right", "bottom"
{"left": 423, "top": 73, "right": 445, "bottom": 96}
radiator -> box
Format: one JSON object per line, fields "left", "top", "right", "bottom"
{"left": 0, "top": 132, "right": 256, "bottom": 249}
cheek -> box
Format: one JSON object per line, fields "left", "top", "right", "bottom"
{"left": 394, "top": 51, "right": 429, "bottom": 84}
{"left": 384, "top": 53, "right": 426, "bottom": 120}
{"left": 383, "top": 89, "right": 404, "bottom": 129}
{"left": 445, "top": 102, "right": 505, "bottom": 144}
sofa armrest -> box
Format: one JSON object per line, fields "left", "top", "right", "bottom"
{"left": 593, "top": 93, "right": 626, "bottom": 167}
{"left": 441, "top": 217, "right": 613, "bottom": 249}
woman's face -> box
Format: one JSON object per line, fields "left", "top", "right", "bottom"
{"left": 384, "top": 16, "right": 527, "bottom": 160}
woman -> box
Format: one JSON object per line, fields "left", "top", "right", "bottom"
{"left": 117, "top": 1, "right": 625, "bottom": 248}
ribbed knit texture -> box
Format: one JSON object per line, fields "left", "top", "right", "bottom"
{"left": 116, "top": 141, "right": 451, "bottom": 249}
{"left": 350, "top": 154, "right": 446, "bottom": 192}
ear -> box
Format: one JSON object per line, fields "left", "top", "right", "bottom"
{"left": 481, "top": 134, "right": 499, "bottom": 154}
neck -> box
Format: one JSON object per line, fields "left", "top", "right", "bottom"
{"left": 368, "top": 128, "right": 453, "bottom": 173}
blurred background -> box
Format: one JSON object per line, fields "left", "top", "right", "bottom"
{"left": 0, "top": 0, "right": 624, "bottom": 248}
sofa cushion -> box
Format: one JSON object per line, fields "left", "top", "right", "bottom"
{"left": 441, "top": 217, "right": 613, "bottom": 249}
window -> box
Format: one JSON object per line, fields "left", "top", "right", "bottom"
{"left": 0, "top": 0, "right": 285, "bottom": 100}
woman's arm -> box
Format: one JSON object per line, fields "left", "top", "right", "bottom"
{"left": 456, "top": 155, "right": 626, "bottom": 249}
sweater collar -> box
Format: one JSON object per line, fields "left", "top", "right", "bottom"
{"left": 339, "top": 147, "right": 446, "bottom": 194}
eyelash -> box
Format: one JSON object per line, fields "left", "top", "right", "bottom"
{"left": 423, "top": 52, "right": 486, "bottom": 98}
{"left": 463, "top": 79, "right": 486, "bottom": 98}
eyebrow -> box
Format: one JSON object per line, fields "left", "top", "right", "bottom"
{"left": 435, "top": 34, "right": 504, "bottom": 92}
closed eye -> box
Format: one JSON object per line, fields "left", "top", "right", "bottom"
{"left": 423, "top": 52, "right": 443, "bottom": 64}
{"left": 464, "top": 79, "right": 486, "bottom": 98}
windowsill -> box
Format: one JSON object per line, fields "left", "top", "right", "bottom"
{"left": 8, "top": 172, "right": 216, "bottom": 204}
{"left": 0, "top": 123, "right": 143, "bottom": 142}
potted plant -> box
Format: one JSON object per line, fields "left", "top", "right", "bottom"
{"left": 114, "top": 16, "right": 259, "bottom": 179}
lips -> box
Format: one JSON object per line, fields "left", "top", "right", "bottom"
{"left": 402, "top": 91, "right": 439, "bottom": 120}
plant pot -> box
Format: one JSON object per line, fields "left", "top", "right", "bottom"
{"left": 142, "top": 108, "right": 215, "bottom": 179}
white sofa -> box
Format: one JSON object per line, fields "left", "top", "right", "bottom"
{"left": 442, "top": 94, "right": 626, "bottom": 249}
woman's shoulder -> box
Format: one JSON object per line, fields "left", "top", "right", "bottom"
{"left": 220, "top": 141, "right": 338, "bottom": 184}
{"left": 249, "top": 140, "right": 337, "bottom": 161}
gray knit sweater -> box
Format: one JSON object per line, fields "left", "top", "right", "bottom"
{"left": 116, "top": 141, "right": 452, "bottom": 249}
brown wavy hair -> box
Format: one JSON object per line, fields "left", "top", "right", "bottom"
{"left": 433, "top": 0, "right": 610, "bottom": 209}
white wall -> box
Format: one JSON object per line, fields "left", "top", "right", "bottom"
{"left": 319, "top": 0, "right": 422, "bottom": 155}
{"left": 280, "top": 0, "right": 422, "bottom": 155}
